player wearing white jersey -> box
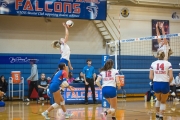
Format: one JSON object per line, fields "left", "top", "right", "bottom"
{"left": 99, "top": 69, "right": 119, "bottom": 88}
{"left": 52, "top": 23, "right": 73, "bottom": 78}
{"left": 96, "top": 59, "right": 121, "bottom": 120}
{"left": 155, "top": 22, "right": 173, "bottom": 60}
{"left": 149, "top": 50, "right": 173, "bottom": 120}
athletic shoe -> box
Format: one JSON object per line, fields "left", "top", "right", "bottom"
{"left": 171, "top": 92, "right": 176, "bottom": 96}
{"left": 101, "top": 112, "right": 107, "bottom": 120}
{"left": 65, "top": 113, "right": 73, "bottom": 119}
{"left": 174, "top": 98, "right": 180, "bottom": 102}
{"left": 41, "top": 112, "right": 50, "bottom": 120}
{"left": 25, "top": 98, "right": 30, "bottom": 102}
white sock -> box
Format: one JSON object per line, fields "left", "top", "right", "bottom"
{"left": 45, "top": 110, "right": 49, "bottom": 114}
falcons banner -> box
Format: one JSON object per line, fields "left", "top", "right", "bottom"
{"left": 0, "top": 0, "right": 107, "bottom": 20}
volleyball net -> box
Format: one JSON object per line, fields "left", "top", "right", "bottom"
{"left": 106, "top": 33, "right": 180, "bottom": 70}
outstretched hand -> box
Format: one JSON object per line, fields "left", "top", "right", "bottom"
{"left": 63, "top": 22, "right": 69, "bottom": 28}
{"left": 68, "top": 86, "right": 75, "bottom": 93}
{"left": 156, "top": 22, "right": 159, "bottom": 28}
{"left": 68, "top": 86, "right": 77, "bottom": 97}
{"left": 62, "top": 23, "right": 67, "bottom": 28}
{"left": 159, "top": 22, "right": 164, "bottom": 29}
{"left": 69, "top": 66, "right": 73, "bottom": 70}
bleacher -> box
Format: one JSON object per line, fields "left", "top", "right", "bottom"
{"left": 0, "top": 53, "right": 179, "bottom": 97}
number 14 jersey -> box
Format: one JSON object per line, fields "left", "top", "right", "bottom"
{"left": 150, "top": 60, "right": 172, "bottom": 82}
{"left": 98, "top": 69, "right": 119, "bottom": 88}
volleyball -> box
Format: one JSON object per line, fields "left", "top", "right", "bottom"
{"left": 66, "top": 20, "right": 74, "bottom": 27}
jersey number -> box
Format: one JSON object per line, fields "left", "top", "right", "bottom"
{"left": 157, "top": 63, "right": 164, "bottom": 70}
{"left": 106, "top": 71, "right": 111, "bottom": 77}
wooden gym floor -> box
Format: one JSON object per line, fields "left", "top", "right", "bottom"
{"left": 0, "top": 98, "right": 180, "bottom": 120}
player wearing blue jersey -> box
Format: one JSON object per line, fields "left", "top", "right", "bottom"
{"left": 41, "top": 63, "right": 74, "bottom": 120}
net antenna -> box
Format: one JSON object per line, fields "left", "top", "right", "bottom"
{"left": 106, "top": 41, "right": 119, "bottom": 70}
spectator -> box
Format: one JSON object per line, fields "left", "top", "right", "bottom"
{"left": 83, "top": 59, "right": 96, "bottom": 105}
{"left": 0, "top": 75, "right": 8, "bottom": 96}
{"left": 26, "top": 59, "right": 38, "bottom": 102}
{"left": 149, "top": 81, "right": 156, "bottom": 100}
{"left": 37, "top": 73, "right": 49, "bottom": 105}
{"left": 169, "top": 77, "right": 179, "bottom": 101}
{"left": 175, "top": 73, "right": 180, "bottom": 89}
{"left": 74, "top": 72, "right": 84, "bottom": 83}
{"left": 67, "top": 72, "right": 75, "bottom": 84}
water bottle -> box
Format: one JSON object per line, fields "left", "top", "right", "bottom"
{"left": 103, "top": 101, "right": 106, "bottom": 107}
{"left": 151, "top": 96, "right": 153, "bottom": 102}
{"left": 144, "top": 95, "right": 147, "bottom": 102}
{"left": 150, "top": 96, "right": 153, "bottom": 108}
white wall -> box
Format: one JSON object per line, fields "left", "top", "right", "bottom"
{"left": 0, "top": 15, "right": 105, "bottom": 54}
{"left": 107, "top": 5, "right": 180, "bottom": 56}
{"left": 1, "top": 5, "right": 180, "bottom": 56}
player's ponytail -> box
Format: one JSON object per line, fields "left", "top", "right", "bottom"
{"left": 100, "top": 59, "right": 114, "bottom": 72}
{"left": 51, "top": 40, "right": 60, "bottom": 49}
{"left": 168, "top": 48, "right": 173, "bottom": 58}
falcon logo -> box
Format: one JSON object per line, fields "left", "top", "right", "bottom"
{"left": 0, "top": 0, "right": 10, "bottom": 13}
{"left": 0, "top": 0, "right": 9, "bottom": 7}
{"left": 86, "top": 5, "right": 98, "bottom": 19}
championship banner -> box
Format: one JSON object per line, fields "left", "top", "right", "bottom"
{"left": 0, "top": 0, "right": 107, "bottom": 20}
{"left": 152, "top": 19, "right": 169, "bottom": 51}
{"left": 64, "top": 87, "right": 102, "bottom": 104}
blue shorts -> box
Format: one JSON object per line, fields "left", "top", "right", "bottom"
{"left": 49, "top": 82, "right": 60, "bottom": 93}
{"left": 102, "top": 86, "right": 117, "bottom": 98}
{"left": 58, "top": 58, "right": 68, "bottom": 66}
{"left": 0, "top": 101, "right": 5, "bottom": 107}
{"left": 153, "top": 82, "right": 170, "bottom": 94}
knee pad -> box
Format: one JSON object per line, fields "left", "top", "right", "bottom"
{"left": 61, "top": 81, "right": 69, "bottom": 88}
{"left": 52, "top": 103, "right": 59, "bottom": 109}
{"left": 110, "top": 108, "right": 115, "bottom": 114}
{"left": 160, "top": 103, "right": 166, "bottom": 111}
{"left": 155, "top": 100, "right": 160, "bottom": 107}
{"left": 60, "top": 101, "right": 65, "bottom": 105}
